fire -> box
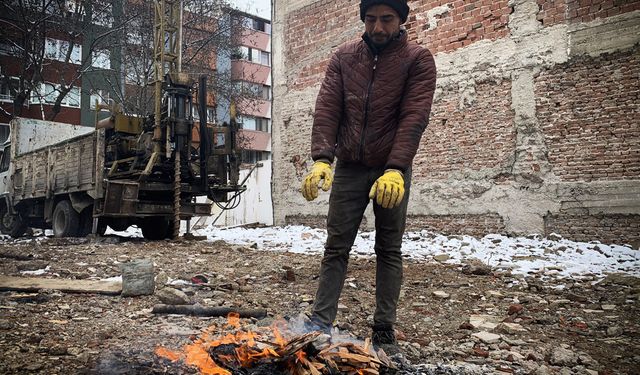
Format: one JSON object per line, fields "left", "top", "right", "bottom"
{"left": 155, "top": 313, "right": 392, "bottom": 374}
{"left": 295, "top": 350, "right": 306, "bottom": 362}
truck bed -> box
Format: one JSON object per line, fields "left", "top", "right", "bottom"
{"left": 10, "top": 120, "right": 105, "bottom": 203}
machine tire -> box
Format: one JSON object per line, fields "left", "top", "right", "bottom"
{"left": 52, "top": 200, "right": 80, "bottom": 238}
{"left": 0, "top": 208, "right": 27, "bottom": 238}
{"left": 140, "top": 217, "right": 170, "bottom": 241}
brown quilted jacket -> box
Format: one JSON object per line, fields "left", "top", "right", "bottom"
{"left": 311, "top": 31, "right": 436, "bottom": 172}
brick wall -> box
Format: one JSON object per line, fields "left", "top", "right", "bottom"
{"left": 535, "top": 48, "right": 640, "bottom": 182}
{"left": 536, "top": 0, "right": 567, "bottom": 26}
{"left": 406, "top": 214, "right": 506, "bottom": 237}
{"left": 273, "top": 0, "right": 640, "bottom": 244}
{"left": 567, "top": 0, "right": 640, "bottom": 23}
{"left": 285, "top": 215, "right": 368, "bottom": 229}
{"left": 285, "top": 0, "right": 359, "bottom": 90}
{"left": 415, "top": 80, "right": 516, "bottom": 180}
{"left": 545, "top": 213, "right": 640, "bottom": 246}
{"left": 408, "top": 0, "right": 511, "bottom": 53}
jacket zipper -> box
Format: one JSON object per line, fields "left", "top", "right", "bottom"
{"left": 359, "top": 54, "right": 378, "bottom": 161}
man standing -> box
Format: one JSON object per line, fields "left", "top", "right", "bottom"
{"left": 301, "top": 0, "right": 437, "bottom": 354}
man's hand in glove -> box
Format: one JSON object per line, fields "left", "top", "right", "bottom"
{"left": 302, "top": 161, "right": 333, "bottom": 201}
{"left": 368, "top": 169, "right": 405, "bottom": 209}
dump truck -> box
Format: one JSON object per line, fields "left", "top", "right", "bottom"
{"left": 0, "top": 77, "right": 245, "bottom": 240}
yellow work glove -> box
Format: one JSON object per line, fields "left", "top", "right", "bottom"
{"left": 368, "top": 169, "right": 405, "bottom": 209}
{"left": 302, "top": 161, "right": 333, "bottom": 201}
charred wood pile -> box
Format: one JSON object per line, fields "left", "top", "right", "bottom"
{"left": 156, "top": 313, "right": 397, "bottom": 375}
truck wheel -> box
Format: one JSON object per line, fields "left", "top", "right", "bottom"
{"left": 52, "top": 200, "right": 80, "bottom": 237}
{"left": 140, "top": 217, "right": 170, "bottom": 241}
{"left": 0, "top": 209, "right": 27, "bottom": 237}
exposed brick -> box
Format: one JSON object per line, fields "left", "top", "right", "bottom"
{"left": 566, "top": 0, "right": 640, "bottom": 23}
{"left": 545, "top": 214, "right": 640, "bottom": 246}
{"left": 406, "top": 213, "right": 506, "bottom": 237}
{"left": 411, "top": 0, "right": 511, "bottom": 53}
{"left": 414, "top": 81, "right": 516, "bottom": 180}
{"left": 535, "top": 47, "right": 640, "bottom": 182}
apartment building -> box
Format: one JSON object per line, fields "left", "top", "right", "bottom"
{"left": 0, "top": 0, "right": 118, "bottom": 143}
{"left": 231, "top": 12, "right": 272, "bottom": 165}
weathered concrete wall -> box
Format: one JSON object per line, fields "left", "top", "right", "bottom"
{"left": 272, "top": 0, "right": 640, "bottom": 246}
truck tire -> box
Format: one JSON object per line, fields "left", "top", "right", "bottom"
{"left": 140, "top": 217, "right": 170, "bottom": 241}
{"left": 53, "top": 200, "right": 80, "bottom": 237}
{"left": 0, "top": 209, "right": 27, "bottom": 238}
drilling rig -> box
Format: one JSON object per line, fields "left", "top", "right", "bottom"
{"left": 104, "top": 0, "right": 245, "bottom": 238}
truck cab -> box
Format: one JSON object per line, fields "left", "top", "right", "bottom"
{"left": 0, "top": 139, "right": 27, "bottom": 237}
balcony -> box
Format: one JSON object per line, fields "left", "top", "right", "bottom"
{"left": 231, "top": 60, "right": 271, "bottom": 86}
{"left": 237, "top": 129, "right": 270, "bottom": 152}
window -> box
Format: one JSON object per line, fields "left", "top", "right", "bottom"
{"left": 261, "top": 85, "right": 271, "bottom": 100}
{"left": 0, "top": 144, "right": 10, "bottom": 173}
{"left": 44, "top": 38, "right": 82, "bottom": 65}
{"left": 241, "top": 150, "right": 270, "bottom": 164}
{"left": 30, "top": 83, "right": 80, "bottom": 108}
{"left": 256, "top": 117, "right": 270, "bottom": 132}
{"left": 92, "top": 2, "right": 113, "bottom": 27}
{"left": 0, "top": 42, "right": 19, "bottom": 57}
{"left": 92, "top": 50, "right": 110, "bottom": 69}
{"left": 234, "top": 46, "right": 270, "bottom": 66}
{"left": 66, "top": 86, "right": 80, "bottom": 107}
{"left": 253, "top": 19, "right": 265, "bottom": 32}
{"left": 239, "top": 116, "right": 256, "bottom": 130}
{"left": 260, "top": 51, "right": 270, "bottom": 66}
{"left": 243, "top": 17, "right": 271, "bottom": 34}
{"left": 0, "top": 77, "right": 19, "bottom": 102}
{"left": 90, "top": 89, "right": 110, "bottom": 109}
{"left": 239, "top": 116, "right": 270, "bottom": 132}
{"left": 0, "top": 124, "right": 9, "bottom": 145}
{"left": 65, "top": 0, "right": 83, "bottom": 13}
{"left": 31, "top": 82, "right": 57, "bottom": 104}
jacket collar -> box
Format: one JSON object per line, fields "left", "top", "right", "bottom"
{"left": 362, "top": 28, "right": 407, "bottom": 55}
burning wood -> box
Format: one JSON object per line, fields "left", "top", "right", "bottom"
{"left": 156, "top": 313, "right": 396, "bottom": 375}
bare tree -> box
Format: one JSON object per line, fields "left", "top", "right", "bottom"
{"left": 0, "top": 0, "right": 127, "bottom": 120}
{"left": 0, "top": 0, "right": 264, "bottom": 124}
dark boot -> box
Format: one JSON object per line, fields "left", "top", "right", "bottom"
{"left": 371, "top": 324, "right": 401, "bottom": 356}
{"left": 304, "top": 316, "right": 332, "bottom": 335}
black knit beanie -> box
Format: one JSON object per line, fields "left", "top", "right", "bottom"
{"left": 360, "top": 0, "right": 409, "bottom": 23}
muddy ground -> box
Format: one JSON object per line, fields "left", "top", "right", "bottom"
{"left": 0, "top": 235, "right": 638, "bottom": 374}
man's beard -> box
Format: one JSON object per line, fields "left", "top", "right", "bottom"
{"left": 368, "top": 31, "right": 397, "bottom": 49}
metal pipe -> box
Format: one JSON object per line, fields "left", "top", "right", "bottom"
{"left": 198, "top": 75, "right": 208, "bottom": 191}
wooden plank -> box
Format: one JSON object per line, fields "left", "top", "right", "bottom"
{"left": 0, "top": 276, "right": 122, "bottom": 295}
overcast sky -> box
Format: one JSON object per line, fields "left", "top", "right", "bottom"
{"left": 231, "top": 0, "right": 271, "bottom": 19}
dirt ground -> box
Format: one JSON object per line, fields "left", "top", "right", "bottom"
{"left": 0, "top": 235, "right": 638, "bottom": 374}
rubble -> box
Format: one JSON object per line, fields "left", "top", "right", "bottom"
{"left": 0, "top": 230, "right": 638, "bottom": 374}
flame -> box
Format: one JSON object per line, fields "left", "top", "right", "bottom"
{"left": 184, "top": 342, "right": 231, "bottom": 375}
{"left": 155, "top": 314, "right": 385, "bottom": 375}
{"left": 155, "top": 347, "right": 182, "bottom": 362}
{"left": 272, "top": 320, "right": 288, "bottom": 347}
{"left": 226, "top": 312, "right": 240, "bottom": 329}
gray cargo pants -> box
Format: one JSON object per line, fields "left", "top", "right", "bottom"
{"left": 311, "top": 161, "right": 411, "bottom": 328}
